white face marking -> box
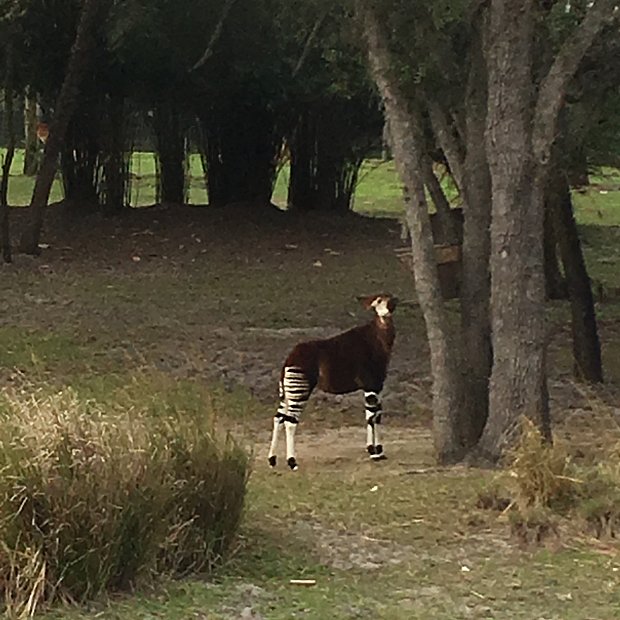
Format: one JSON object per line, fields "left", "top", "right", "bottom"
{"left": 371, "top": 297, "right": 391, "bottom": 317}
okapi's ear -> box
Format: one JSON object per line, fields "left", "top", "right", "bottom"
{"left": 356, "top": 294, "right": 378, "bottom": 310}
{"left": 388, "top": 297, "right": 399, "bottom": 312}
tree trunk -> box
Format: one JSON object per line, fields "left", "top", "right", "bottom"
{"left": 19, "top": 0, "right": 104, "bottom": 254}
{"left": 360, "top": 0, "right": 464, "bottom": 463}
{"left": 288, "top": 105, "right": 364, "bottom": 213}
{"left": 476, "top": 0, "right": 551, "bottom": 463}
{"left": 288, "top": 110, "right": 316, "bottom": 210}
{"left": 61, "top": 109, "right": 101, "bottom": 209}
{"left": 23, "top": 92, "right": 40, "bottom": 176}
{"left": 549, "top": 170, "right": 603, "bottom": 382}
{"left": 475, "top": 0, "right": 615, "bottom": 460}
{"left": 458, "top": 16, "right": 492, "bottom": 449}
{"left": 153, "top": 100, "right": 186, "bottom": 205}
{"left": 1, "top": 39, "right": 16, "bottom": 263}
{"left": 424, "top": 160, "right": 460, "bottom": 244}
{"left": 199, "top": 103, "right": 279, "bottom": 207}
{"left": 100, "top": 95, "right": 129, "bottom": 213}
{"left": 543, "top": 205, "right": 568, "bottom": 299}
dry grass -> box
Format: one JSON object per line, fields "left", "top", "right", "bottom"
{"left": 0, "top": 376, "right": 249, "bottom": 618}
{"left": 478, "top": 409, "right": 620, "bottom": 550}
{"left": 508, "top": 418, "right": 578, "bottom": 512}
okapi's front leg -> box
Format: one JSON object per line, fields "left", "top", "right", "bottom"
{"left": 364, "top": 391, "right": 386, "bottom": 460}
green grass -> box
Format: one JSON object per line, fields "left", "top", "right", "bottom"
{"left": 37, "top": 465, "right": 620, "bottom": 619}
{"left": 3, "top": 147, "right": 619, "bottom": 226}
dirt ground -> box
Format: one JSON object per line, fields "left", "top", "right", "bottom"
{"left": 4, "top": 203, "right": 618, "bottom": 423}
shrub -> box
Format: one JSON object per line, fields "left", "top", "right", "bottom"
{"left": 508, "top": 418, "right": 577, "bottom": 512}
{"left": 478, "top": 415, "right": 620, "bottom": 546}
{"left": 0, "top": 378, "right": 249, "bottom": 617}
{"left": 574, "top": 452, "right": 620, "bottom": 539}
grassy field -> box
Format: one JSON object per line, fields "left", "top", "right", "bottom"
{"left": 3, "top": 147, "right": 620, "bottom": 222}
{"left": 1, "top": 150, "right": 620, "bottom": 619}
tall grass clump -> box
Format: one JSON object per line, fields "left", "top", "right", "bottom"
{"left": 479, "top": 412, "right": 620, "bottom": 546}
{"left": 0, "top": 377, "right": 249, "bottom": 617}
{"left": 509, "top": 419, "right": 577, "bottom": 511}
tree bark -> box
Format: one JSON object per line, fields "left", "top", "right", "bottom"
{"left": 359, "top": 0, "right": 465, "bottom": 463}
{"left": 543, "top": 205, "right": 568, "bottom": 300}
{"left": 1, "top": 38, "right": 16, "bottom": 263}
{"left": 23, "top": 92, "right": 40, "bottom": 176}
{"left": 423, "top": 11, "right": 492, "bottom": 451}
{"left": 19, "top": 0, "right": 104, "bottom": 254}
{"left": 549, "top": 170, "right": 603, "bottom": 383}
{"left": 424, "top": 159, "right": 460, "bottom": 244}
{"left": 476, "top": 0, "right": 551, "bottom": 463}
{"left": 476, "top": 0, "right": 616, "bottom": 461}
{"left": 458, "top": 19, "right": 493, "bottom": 450}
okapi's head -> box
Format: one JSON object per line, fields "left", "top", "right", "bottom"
{"left": 358, "top": 293, "right": 399, "bottom": 318}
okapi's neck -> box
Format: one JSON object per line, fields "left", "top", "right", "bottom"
{"left": 373, "top": 315, "right": 395, "bottom": 348}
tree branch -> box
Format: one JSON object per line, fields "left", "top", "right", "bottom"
{"left": 190, "top": 0, "right": 238, "bottom": 72}
{"left": 292, "top": 10, "right": 328, "bottom": 78}
{"left": 533, "top": 0, "right": 619, "bottom": 162}
{"left": 424, "top": 158, "right": 452, "bottom": 217}
{"left": 427, "top": 100, "right": 465, "bottom": 191}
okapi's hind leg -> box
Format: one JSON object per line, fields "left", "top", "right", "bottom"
{"left": 268, "top": 383, "right": 286, "bottom": 468}
{"left": 365, "top": 391, "right": 386, "bottom": 460}
{"left": 268, "top": 367, "right": 311, "bottom": 471}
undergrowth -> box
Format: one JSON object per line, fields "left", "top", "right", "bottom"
{"left": 0, "top": 375, "right": 249, "bottom": 618}
{"left": 480, "top": 415, "right": 620, "bottom": 546}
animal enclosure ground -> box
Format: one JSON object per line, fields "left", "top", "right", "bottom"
{"left": 1, "top": 195, "right": 620, "bottom": 619}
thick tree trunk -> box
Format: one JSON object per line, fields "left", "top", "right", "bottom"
{"left": 476, "top": 0, "right": 551, "bottom": 462}
{"left": 1, "top": 39, "right": 16, "bottom": 263}
{"left": 19, "top": 0, "right": 104, "bottom": 254}
{"left": 360, "top": 1, "right": 464, "bottom": 463}
{"left": 475, "top": 0, "right": 615, "bottom": 460}
{"left": 549, "top": 170, "right": 603, "bottom": 382}
{"left": 23, "top": 93, "right": 40, "bottom": 177}
{"left": 458, "top": 18, "right": 492, "bottom": 449}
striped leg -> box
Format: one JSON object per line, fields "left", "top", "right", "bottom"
{"left": 268, "top": 383, "right": 286, "bottom": 468}
{"left": 282, "top": 366, "right": 311, "bottom": 471}
{"left": 365, "top": 391, "right": 386, "bottom": 460}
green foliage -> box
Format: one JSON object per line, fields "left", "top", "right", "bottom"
{"left": 0, "top": 377, "right": 249, "bottom": 616}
